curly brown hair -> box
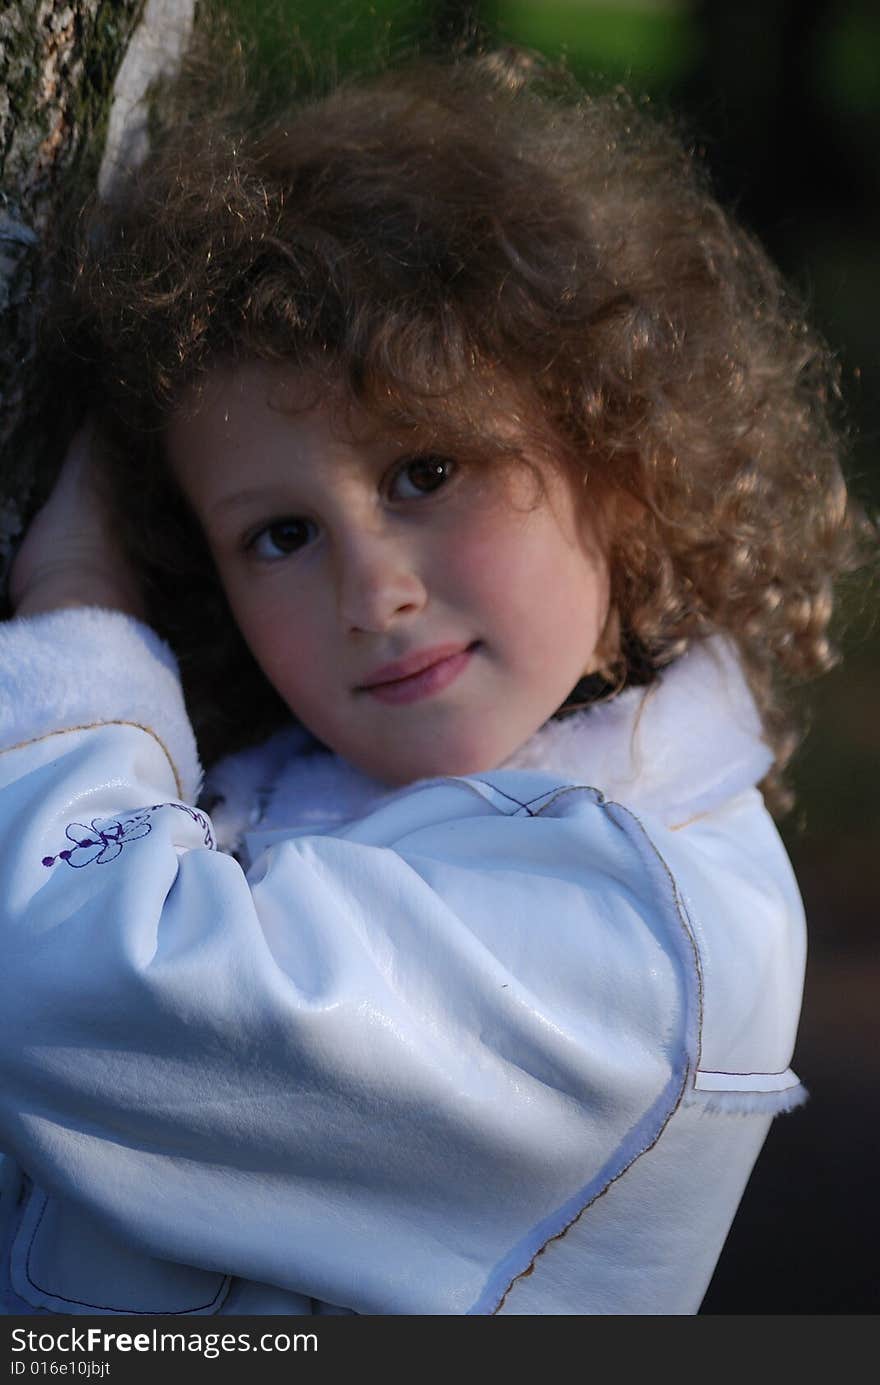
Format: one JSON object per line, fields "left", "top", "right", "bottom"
{"left": 56, "top": 44, "right": 872, "bottom": 809}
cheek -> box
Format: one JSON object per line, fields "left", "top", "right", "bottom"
{"left": 443, "top": 506, "right": 547, "bottom": 612}
{"left": 450, "top": 511, "right": 608, "bottom": 651}
{"left": 224, "top": 581, "right": 331, "bottom": 708}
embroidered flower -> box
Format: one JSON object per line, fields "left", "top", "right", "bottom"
{"left": 42, "top": 811, "right": 153, "bottom": 868}
{"left": 42, "top": 802, "right": 214, "bottom": 868}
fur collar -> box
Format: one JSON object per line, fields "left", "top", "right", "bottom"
{"left": 205, "top": 636, "right": 773, "bottom": 854}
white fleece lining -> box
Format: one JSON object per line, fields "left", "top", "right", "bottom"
{"left": 205, "top": 633, "right": 776, "bottom": 853}
{"left": 0, "top": 608, "right": 202, "bottom": 802}
{"left": 683, "top": 1084, "right": 808, "bottom": 1116}
{"left": 501, "top": 635, "right": 774, "bottom": 825}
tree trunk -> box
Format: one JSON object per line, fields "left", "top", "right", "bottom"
{"left": 0, "top": 0, "right": 194, "bottom": 596}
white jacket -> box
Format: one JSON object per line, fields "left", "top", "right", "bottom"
{"left": 0, "top": 610, "right": 806, "bottom": 1316}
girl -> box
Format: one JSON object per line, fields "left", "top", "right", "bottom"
{"left": 0, "top": 49, "right": 868, "bottom": 1316}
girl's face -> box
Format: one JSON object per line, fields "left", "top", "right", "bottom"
{"left": 167, "top": 361, "right": 610, "bottom": 785}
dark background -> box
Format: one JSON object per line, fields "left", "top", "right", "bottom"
{"left": 220, "top": 0, "right": 879, "bottom": 1313}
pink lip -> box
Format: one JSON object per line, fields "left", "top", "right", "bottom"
{"left": 358, "top": 642, "right": 477, "bottom": 705}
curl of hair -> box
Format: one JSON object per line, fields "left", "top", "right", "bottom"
{"left": 53, "top": 43, "right": 875, "bottom": 812}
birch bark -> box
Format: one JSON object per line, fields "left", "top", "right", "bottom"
{"left": 0, "top": 0, "right": 194, "bottom": 595}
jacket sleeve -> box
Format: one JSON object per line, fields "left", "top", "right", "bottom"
{"left": 0, "top": 611, "right": 735, "bottom": 1315}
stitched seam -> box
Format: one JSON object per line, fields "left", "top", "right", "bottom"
{"left": 697, "top": 1067, "right": 794, "bottom": 1078}
{"left": 0, "top": 722, "right": 184, "bottom": 799}
{"left": 492, "top": 793, "right": 704, "bottom": 1314}
{"left": 23, "top": 1191, "right": 230, "bottom": 1314}
{"left": 491, "top": 1065, "right": 691, "bottom": 1314}
{"left": 519, "top": 787, "right": 580, "bottom": 812}
{"left": 443, "top": 777, "right": 590, "bottom": 819}
{"left": 669, "top": 810, "right": 715, "bottom": 831}
{"left": 604, "top": 798, "right": 705, "bottom": 1074}
{"left": 533, "top": 790, "right": 705, "bottom": 1064}
{"left": 476, "top": 783, "right": 538, "bottom": 816}
{"left": 530, "top": 784, "right": 605, "bottom": 815}
{"left": 470, "top": 781, "right": 586, "bottom": 818}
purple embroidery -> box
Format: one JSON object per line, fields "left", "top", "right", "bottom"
{"left": 41, "top": 812, "right": 152, "bottom": 868}
{"left": 42, "top": 803, "right": 214, "bottom": 869}
{"left": 162, "top": 802, "right": 215, "bottom": 849}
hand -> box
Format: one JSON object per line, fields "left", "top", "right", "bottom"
{"left": 9, "top": 422, "right": 145, "bottom": 619}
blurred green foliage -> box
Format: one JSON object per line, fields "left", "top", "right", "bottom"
{"left": 822, "top": 0, "right": 880, "bottom": 117}
{"left": 484, "top": 0, "right": 702, "bottom": 86}
{"left": 212, "top": 0, "right": 432, "bottom": 80}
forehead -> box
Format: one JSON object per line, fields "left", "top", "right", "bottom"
{"left": 164, "top": 363, "right": 386, "bottom": 509}
{"left": 165, "top": 357, "right": 554, "bottom": 481}
{"left": 168, "top": 360, "right": 379, "bottom": 450}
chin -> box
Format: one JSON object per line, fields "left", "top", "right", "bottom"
{"left": 381, "top": 736, "right": 515, "bottom": 788}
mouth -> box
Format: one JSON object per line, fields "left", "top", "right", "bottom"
{"left": 357, "top": 641, "right": 479, "bottom": 705}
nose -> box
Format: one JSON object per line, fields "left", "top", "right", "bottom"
{"left": 336, "top": 528, "right": 428, "bottom": 634}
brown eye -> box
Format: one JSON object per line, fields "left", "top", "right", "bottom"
{"left": 389, "top": 455, "right": 457, "bottom": 500}
{"left": 247, "top": 517, "right": 317, "bottom": 560}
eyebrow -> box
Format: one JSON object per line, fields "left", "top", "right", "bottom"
{"left": 208, "top": 487, "right": 292, "bottom": 519}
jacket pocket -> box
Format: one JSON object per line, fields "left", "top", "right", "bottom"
{"left": 11, "top": 1184, "right": 231, "bottom": 1316}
